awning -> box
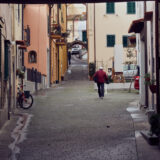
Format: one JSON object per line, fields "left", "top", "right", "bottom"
{"left": 128, "top": 35, "right": 136, "bottom": 44}
{"left": 16, "top": 40, "right": 26, "bottom": 45}
{"left": 128, "top": 18, "right": 144, "bottom": 33}
{"left": 18, "top": 45, "right": 27, "bottom": 50}
{"left": 51, "top": 34, "right": 61, "bottom": 39}
{"left": 56, "top": 42, "right": 66, "bottom": 45}
{"left": 144, "top": 11, "right": 153, "bottom": 21}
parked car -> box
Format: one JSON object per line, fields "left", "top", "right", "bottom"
{"left": 123, "top": 64, "right": 138, "bottom": 80}
{"left": 71, "top": 45, "right": 81, "bottom": 55}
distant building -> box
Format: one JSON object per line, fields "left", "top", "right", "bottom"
{"left": 67, "top": 4, "right": 86, "bottom": 43}
{"left": 87, "top": 2, "right": 137, "bottom": 73}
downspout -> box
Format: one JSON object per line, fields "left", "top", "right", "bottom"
{"left": 94, "top": 3, "right": 96, "bottom": 67}
{"left": 66, "top": 4, "right": 69, "bottom": 69}
{"left": 155, "top": 0, "right": 160, "bottom": 113}
{"left": 144, "top": 1, "right": 148, "bottom": 107}
{"left": 86, "top": 4, "right": 89, "bottom": 64}
{"left": 57, "top": 4, "right": 60, "bottom": 83}
{"left": 49, "top": 4, "right": 54, "bottom": 87}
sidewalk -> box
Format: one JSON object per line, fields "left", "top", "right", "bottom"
{"left": 127, "top": 101, "right": 160, "bottom": 160}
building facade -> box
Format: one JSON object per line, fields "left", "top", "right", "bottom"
{"left": 87, "top": 2, "right": 137, "bottom": 74}
{"left": 50, "top": 4, "right": 68, "bottom": 84}
{"left": 129, "top": 1, "right": 158, "bottom": 111}
{"left": 23, "top": 4, "right": 50, "bottom": 92}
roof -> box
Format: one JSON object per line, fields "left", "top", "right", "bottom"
{"left": 144, "top": 11, "right": 153, "bottom": 21}
{"left": 128, "top": 18, "right": 144, "bottom": 33}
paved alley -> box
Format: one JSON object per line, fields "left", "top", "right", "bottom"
{"left": 0, "top": 57, "right": 160, "bottom": 160}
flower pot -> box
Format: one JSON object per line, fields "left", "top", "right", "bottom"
{"left": 149, "top": 85, "right": 157, "bottom": 94}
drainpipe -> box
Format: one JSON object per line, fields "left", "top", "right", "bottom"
{"left": 49, "top": 4, "right": 54, "bottom": 86}
{"left": 94, "top": 3, "right": 96, "bottom": 67}
{"left": 155, "top": 0, "right": 160, "bottom": 113}
{"left": 144, "top": 1, "right": 148, "bottom": 107}
{"left": 57, "top": 4, "right": 60, "bottom": 83}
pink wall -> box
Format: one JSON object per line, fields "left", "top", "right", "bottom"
{"left": 24, "top": 5, "right": 49, "bottom": 75}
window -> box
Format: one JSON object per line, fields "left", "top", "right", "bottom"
{"left": 28, "top": 50, "right": 37, "bottom": 63}
{"left": 4, "top": 40, "right": 10, "bottom": 80}
{"left": 24, "top": 25, "right": 30, "bottom": 46}
{"left": 106, "top": 3, "right": 115, "bottom": 14}
{"left": 82, "top": 31, "right": 87, "bottom": 42}
{"left": 107, "top": 35, "right": 115, "bottom": 47}
{"left": 127, "top": 2, "right": 135, "bottom": 14}
{"left": 123, "top": 36, "right": 128, "bottom": 47}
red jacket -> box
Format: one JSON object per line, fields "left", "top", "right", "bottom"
{"left": 93, "top": 70, "right": 108, "bottom": 83}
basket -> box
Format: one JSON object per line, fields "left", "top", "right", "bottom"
{"left": 24, "top": 91, "right": 30, "bottom": 98}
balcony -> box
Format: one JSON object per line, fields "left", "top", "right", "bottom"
{"left": 50, "top": 23, "right": 61, "bottom": 39}
{"left": 55, "top": 38, "right": 66, "bottom": 45}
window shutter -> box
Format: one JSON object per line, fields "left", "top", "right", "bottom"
{"left": 4, "top": 40, "right": 10, "bottom": 80}
{"left": 0, "top": 28, "right": 1, "bottom": 78}
{"left": 123, "top": 36, "right": 128, "bottom": 47}
{"left": 106, "top": 3, "right": 114, "bottom": 14}
{"left": 82, "top": 31, "right": 87, "bottom": 42}
{"left": 127, "top": 2, "right": 135, "bottom": 14}
{"left": 107, "top": 35, "right": 115, "bottom": 47}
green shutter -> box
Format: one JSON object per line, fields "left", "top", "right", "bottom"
{"left": 4, "top": 40, "right": 9, "bottom": 80}
{"left": 123, "top": 36, "right": 128, "bottom": 47}
{"left": 127, "top": 2, "right": 135, "bottom": 14}
{"left": 82, "top": 31, "right": 87, "bottom": 42}
{"left": 107, "top": 35, "right": 115, "bottom": 47}
{"left": 106, "top": 3, "right": 115, "bottom": 14}
{"left": 0, "top": 29, "right": 1, "bottom": 78}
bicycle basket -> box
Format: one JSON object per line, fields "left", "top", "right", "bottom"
{"left": 24, "top": 91, "right": 30, "bottom": 98}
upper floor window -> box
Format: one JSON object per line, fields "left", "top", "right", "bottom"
{"left": 123, "top": 36, "right": 128, "bottom": 47}
{"left": 28, "top": 50, "right": 37, "bottom": 63}
{"left": 127, "top": 2, "right": 136, "bottom": 14}
{"left": 106, "top": 3, "right": 115, "bottom": 14}
{"left": 107, "top": 35, "right": 115, "bottom": 47}
{"left": 24, "top": 25, "right": 30, "bottom": 46}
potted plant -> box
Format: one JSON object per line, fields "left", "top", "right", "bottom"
{"left": 149, "top": 113, "right": 160, "bottom": 137}
{"left": 89, "top": 63, "right": 96, "bottom": 80}
{"left": 16, "top": 69, "right": 25, "bottom": 79}
{"left": 144, "top": 73, "right": 157, "bottom": 93}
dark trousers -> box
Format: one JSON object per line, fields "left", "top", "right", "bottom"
{"left": 97, "top": 82, "right": 104, "bottom": 97}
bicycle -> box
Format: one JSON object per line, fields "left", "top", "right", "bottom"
{"left": 17, "top": 84, "right": 33, "bottom": 109}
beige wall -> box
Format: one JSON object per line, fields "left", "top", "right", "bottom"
{"left": 67, "top": 4, "right": 86, "bottom": 42}
{"left": 87, "top": 2, "right": 137, "bottom": 72}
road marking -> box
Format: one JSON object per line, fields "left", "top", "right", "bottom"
{"left": 8, "top": 113, "right": 33, "bottom": 160}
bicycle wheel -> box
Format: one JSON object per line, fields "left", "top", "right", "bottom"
{"left": 21, "top": 94, "right": 33, "bottom": 109}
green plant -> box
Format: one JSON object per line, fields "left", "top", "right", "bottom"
{"left": 16, "top": 69, "right": 25, "bottom": 79}
{"left": 144, "top": 73, "right": 156, "bottom": 86}
{"left": 89, "top": 63, "right": 96, "bottom": 77}
{"left": 149, "top": 113, "right": 160, "bottom": 136}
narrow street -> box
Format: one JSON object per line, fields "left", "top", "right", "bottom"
{"left": 0, "top": 57, "right": 160, "bottom": 160}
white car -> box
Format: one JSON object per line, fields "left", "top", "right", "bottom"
{"left": 123, "top": 64, "right": 138, "bottom": 80}
{"left": 71, "top": 45, "right": 81, "bottom": 55}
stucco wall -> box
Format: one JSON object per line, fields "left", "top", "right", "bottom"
{"left": 88, "top": 2, "right": 137, "bottom": 72}
{"left": 24, "top": 5, "right": 49, "bottom": 76}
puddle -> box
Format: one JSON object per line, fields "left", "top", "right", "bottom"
{"left": 135, "top": 131, "right": 142, "bottom": 138}
{"left": 126, "top": 107, "right": 139, "bottom": 113}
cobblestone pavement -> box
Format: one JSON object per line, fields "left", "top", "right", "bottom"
{"left": 0, "top": 57, "right": 160, "bottom": 160}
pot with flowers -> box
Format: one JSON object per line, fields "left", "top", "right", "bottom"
{"left": 16, "top": 69, "right": 25, "bottom": 79}
{"left": 144, "top": 73, "right": 157, "bottom": 94}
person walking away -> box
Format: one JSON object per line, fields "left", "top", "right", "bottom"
{"left": 93, "top": 66, "right": 108, "bottom": 99}
{"left": 68, "top": 51, "right": 71, "bottom": 65}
